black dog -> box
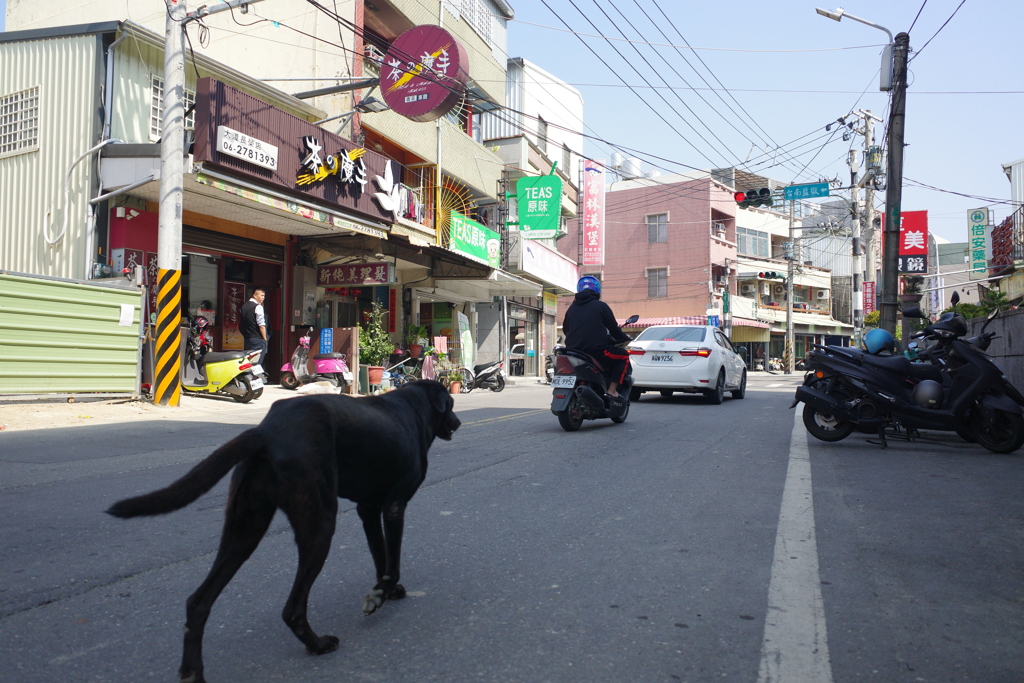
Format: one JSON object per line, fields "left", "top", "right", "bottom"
{"left": 107, "top": 380, "right": 459, "bottom": 683}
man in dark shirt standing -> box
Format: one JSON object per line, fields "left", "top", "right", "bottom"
{"left": 239, "top": 287, "right": 269, "bottom": 374}
{"left": 562, "top": 276, "right": 630, "bottom": 399}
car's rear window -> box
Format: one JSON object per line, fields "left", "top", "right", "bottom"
{"left": 635, "top": 327, "right": 706, "bottom": 342}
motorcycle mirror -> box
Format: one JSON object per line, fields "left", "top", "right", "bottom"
{"left": 981, "top": 306, "right": 1000, "bottom": 332}
{"left": 902, "top": 306, "right": 924, "bottom": 318}
{"left": 950, "top": 291, "right": 961, "bottom": 306}
{"left": 625, "top": 314, "right": 640, "bottom": 325}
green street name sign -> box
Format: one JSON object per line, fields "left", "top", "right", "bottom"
{"left": 451, "top": 211, "right": 501, "bottom": 268}
{"left": 515, "top": 175, "right": 562, "bottom": 239}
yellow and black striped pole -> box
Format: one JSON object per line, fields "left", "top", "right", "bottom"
{"left": 154, "top": 0, "right": 187, "bottom": 406}
{"left": 154, "top": 268, "right": 182, "bottom": 406}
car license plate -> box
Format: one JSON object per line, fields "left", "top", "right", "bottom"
{"left": 251, "top": 364, "right": 264, "bottom": 375}
{"left": 551, "top": 376, "right": 576, "bottom": 388}
{"left": 249, "top": 375, "right": 264, "bottom": 390}
{"left": 650, "top": 354, "right": 675, "bottom": 363}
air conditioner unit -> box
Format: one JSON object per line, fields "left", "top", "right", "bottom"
{"left": 741, "top": 284, "right": 756, "bottom": 295}
{"left": 816, "top": 289, "right": 829, "bottom": 299}
{"left": 761, "top": 283, "right": 772, "bottom": 296}
{"left": 773, "top": 284, "right": 785, "bottom": 295}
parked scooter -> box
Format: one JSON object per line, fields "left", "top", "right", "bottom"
{"left": 792, "top": 300, "right": 1024, "bottom": 453}
{"left": 550, "top": 315, "right": 639, "bottom": 431}
{"left": 544, "top": 344, "right": 565, "bottom": 384}
{"left": 280, "top": 327, "right": 350, "bottom": 391}
{"left": 181, "top": 315, "right": 264, "bottom": 403}
{"left": 459, "top": 360, "right": 505, "bottom": 393}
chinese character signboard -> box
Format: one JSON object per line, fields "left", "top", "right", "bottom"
{"left": 783, "top": 182, "right": 829, "bottom": 201}
{"left": 863, "top": 281, "right": 876, "bottom": 315}
{"left": 317, "top": 262, "right": 396, "bottom": 287}
{"left": 897, "top": 210, "right": 928, "bottom": 273}
{"left": 222, "top": 281, "right": 246, "bottom": 350}
{"left": 516, "top": 175, "right": 563, "bottom": 239}
{"left": 581, "top": 159, "right": 605, "bottom": 265}
{"left": 379, "top": 26, "right": 469, "bottom": 122}
{"left": 968, "top": 208, "right": 990, "bottom": 280}
{"left": 450, "top": 211, "right": 500, "bottom": 268}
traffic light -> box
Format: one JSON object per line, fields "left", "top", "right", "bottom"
{"left": 734, "top": 187, "right": 774, "bottom": 209}
{"left": 758, "top": 271, "right": 783, "bottom": 280}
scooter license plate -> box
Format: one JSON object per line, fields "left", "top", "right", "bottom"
{"left": 551, "top": 376, "right": 576, "bottom": 389}
{"left": 249, "top": 375, "right": 264, "bottom": 390}
{"left": 251, "top": 365, "right": 264, "bottom": 375}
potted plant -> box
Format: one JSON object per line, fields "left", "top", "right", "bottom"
{"left": 446, "top": 368, "right": 464, "bottom": 394}
{"left": 359, "top": 302, "right": 395, "bottom": 386}
{"left": 406, "top": 324, "right": 429, "bottom": 358}
{"left": 899, "top": 275, "right": 924, "bottom": 306}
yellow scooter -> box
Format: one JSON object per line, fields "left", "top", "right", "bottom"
{"left": 181, "top": 316, "right": 264, "bottom": 403}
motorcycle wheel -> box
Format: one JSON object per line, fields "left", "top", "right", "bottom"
{"left": 611, "top": 398, "right": 630, "bottom": 424}
{"left": 972, "top": 408, "right": 1024, "bottom": 454}
{"left": 489, "top": 374, "right": 506, "bottom": 392}
{"left": 802, "top": 402, "right": 854, "bottom": 442}
{"left": 955, "top": 424, "right": 977, "bottom": 443}
{"left": 253, "top": 387, "right": 263, "bottom": 400}
{"left": 557, "top": 398, "right": 584, "bottom": 432}
{"left": 280, "top": 371, "right": 300, "bottom": 390}
{"left": 230, "top": 375, "right": 256, "bottom": 404}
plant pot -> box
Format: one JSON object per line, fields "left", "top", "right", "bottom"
{"left": 409, "top": 344, "right": 423, "bottom": 358}
{"left": 899, "top": 293, "right": 923, "bottom": 305}
{"left": 367, "top": 366, "right": 385, "bottom": 385}
{"left": 449, "top": 381, "right": 462, "bottom": 394}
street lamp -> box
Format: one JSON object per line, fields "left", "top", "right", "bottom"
{"left": 816, "top": 7, "right": 907, "bottom": 336}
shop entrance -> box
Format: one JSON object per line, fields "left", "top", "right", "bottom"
{"left": 508, "top": 302, "right": 540, "bottom": 377}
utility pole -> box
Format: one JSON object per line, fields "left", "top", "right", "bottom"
{"left": 860, "top": 110, "right": 880, "bottom": 299}
{"left": 848, "top": 150, "right": 862, "bottom": 341}
{"left": 785, "top": 199, "right": 795, "bottom": 375}
{"left": 880, "top": 32, "right": 911, "bottom": 335}
{"left": 153, "top": 0, "right": 187, "bottom": 407}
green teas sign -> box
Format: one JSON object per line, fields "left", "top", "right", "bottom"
{"left": 450, "top": 211, "right": 501, "bottom": 268}
{"left": 516, "top": 175, "right": 562, "bottom": 239}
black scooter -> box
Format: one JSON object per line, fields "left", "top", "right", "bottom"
{"left": 792, "top": 302, "right": 1024, "bottom": 453}
{"left": 459, "top": 360, "right": 505, "bottom": 393}
{"left": 550, "top": 315, "right": 638, "bottom": 432}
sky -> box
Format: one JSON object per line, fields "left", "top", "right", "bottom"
{"left": 2, "top": 0, "right": 1021, "bottom": 244}
{"left": 503, "top": 0, "right": 1024, "bottom": 244}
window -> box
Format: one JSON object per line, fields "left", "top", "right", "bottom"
{"left": 537, "top": 116, "right": 548, "bottom": 155}
{"left": 647, "top": 267, "right": 668, "bottom": 297}
{"left": 736, "top": 227, "right": 769, "bottom": 257}
{"left": 635, "top": 326, "right": 704, "bottom": 342}
{"left": 562, "top": 144, "right": 571, "bottom": 175}
{"left": 150, "top": 77, "right": 196, "bottom": 140}
{"left": 647, "top": 213, "right": 668, "bottom": 243}
{"left": 0, "top": 86, "right": 40, "bottom": 158}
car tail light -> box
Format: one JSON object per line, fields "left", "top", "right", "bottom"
{"left": 627, "top": 346, "right": 645, "bottom": 355}
{"left": 678, "top": 348, "right": 712, "bottom": 357}
{"left": 554, "top": 356, "right": 575, "bottom": 374}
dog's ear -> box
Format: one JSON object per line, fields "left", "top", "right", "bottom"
{"left": 428, "top": 382, "right": 450, "bottom": 414}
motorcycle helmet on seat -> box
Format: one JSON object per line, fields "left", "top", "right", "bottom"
{"left": 577, "top": 275, "right": 601, "bottom": 294}
{"left": 193, "top": 315, "right": 210, "bottom": 330}
{"left": 863, "top": 327, "right": 896, "bottom": 355}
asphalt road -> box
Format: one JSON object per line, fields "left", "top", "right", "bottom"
{"left": 1, "top": 376, "right": 1022, "bottom": 682}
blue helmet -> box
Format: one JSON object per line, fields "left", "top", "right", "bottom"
{"left": 863, "top": 328, "right": 896, "bottom": 355}
{"left": 577, "top": 276, "right": 601, "bottom": 294}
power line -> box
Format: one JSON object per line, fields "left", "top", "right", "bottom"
{"left": 908, "top": 0, "right": 929, "bottom": 32}
{"left": 911, "top": 0, "right": 968, "bottom": 61}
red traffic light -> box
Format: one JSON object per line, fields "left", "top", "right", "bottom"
{"left": 734, "top": 191, "right": 746, "bottom": 203}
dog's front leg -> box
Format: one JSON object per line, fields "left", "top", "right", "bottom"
{"left": 357, "top": 503, "right": 388, "bottom": 614}
{"left": 358, "top": 501, "right": 407, "bottom": 614}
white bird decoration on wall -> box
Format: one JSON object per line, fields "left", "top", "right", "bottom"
{"left": 373, "top": 161, "right": 402, "bottom": 219}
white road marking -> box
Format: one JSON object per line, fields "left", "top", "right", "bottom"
{"left": 757, "top": 409, "right": 833, "bottom": 683}
{"left": 767, "top": 383, "right": 784, "bottom": 387}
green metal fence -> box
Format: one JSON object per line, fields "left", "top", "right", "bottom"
{"left": 0, "top": 272, "right": 143, "bottom": 395}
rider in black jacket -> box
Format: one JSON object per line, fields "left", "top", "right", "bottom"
{"left": 563, "top": 276, "right": 630, "bottom": 399}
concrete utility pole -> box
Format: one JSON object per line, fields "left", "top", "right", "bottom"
{"left": 785, "top": 200, "right": 795, "bottom": 374}
{"left": 153, "top": 0, "right": 187, "bottom": 407}
{"left": 880, "top": 32, "right": 911, "bottom": 335}
{"left": 848, "top": 150, "right": 862, "bottom": 338}
{"left": 860, "top": 110, "right": 880, "bottom": 298}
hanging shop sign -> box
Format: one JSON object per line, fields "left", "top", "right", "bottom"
{"left": 193, "top": 78, "right": 394, "bottom": 225}
{"left": 450, "top": 211, "right": 500, "bottom": 268}
{"left": 380, "top": 25, "right": 469, "bottom": 122}
{"left": 317, "top": 262, "right": 396, "bottom": 286}
{"left": 514, "top": 238, "right": 578, "bottom": 293}
{"left": 897, "top": 210, "right": 928, "bottom": 274}
{"left": 516, "top": 175, "right": 563, "bottom": 239}
{"left": 581, "top": 159, "right": 605, "bottom": 266}
{"left": 968, "top": 208, "right": 990, "bottom": 280}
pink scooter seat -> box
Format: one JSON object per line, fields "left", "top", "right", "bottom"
{"left": 313, "top": 353, "right": 346, "bottom": 360}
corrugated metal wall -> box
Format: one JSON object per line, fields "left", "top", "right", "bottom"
{"left": 479, "top": 58, "right": 521, "bottom": 140}
{"left": 0, "top": 272, "right": 142, "bottom": 395}
{"left": 0, "top": 34, "right": 104, "bottom": 281}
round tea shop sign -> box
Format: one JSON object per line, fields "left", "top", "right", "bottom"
{"left": 379, "top": 25, "right": 469, "bottom": 122}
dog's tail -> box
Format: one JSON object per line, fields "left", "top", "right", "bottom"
{"left": 106, "top": 429, "right": 263, "bottom": 518}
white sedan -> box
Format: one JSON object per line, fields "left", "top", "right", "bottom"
{"left": 627, "top": 325, "right": 747, "bottom": 404}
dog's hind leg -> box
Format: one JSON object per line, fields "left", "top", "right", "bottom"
{"left": 180, "top": 481, "right": 276, "bottom": 683}
{"left": 280, "top": 501, "right": 340, "bottom": 655}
